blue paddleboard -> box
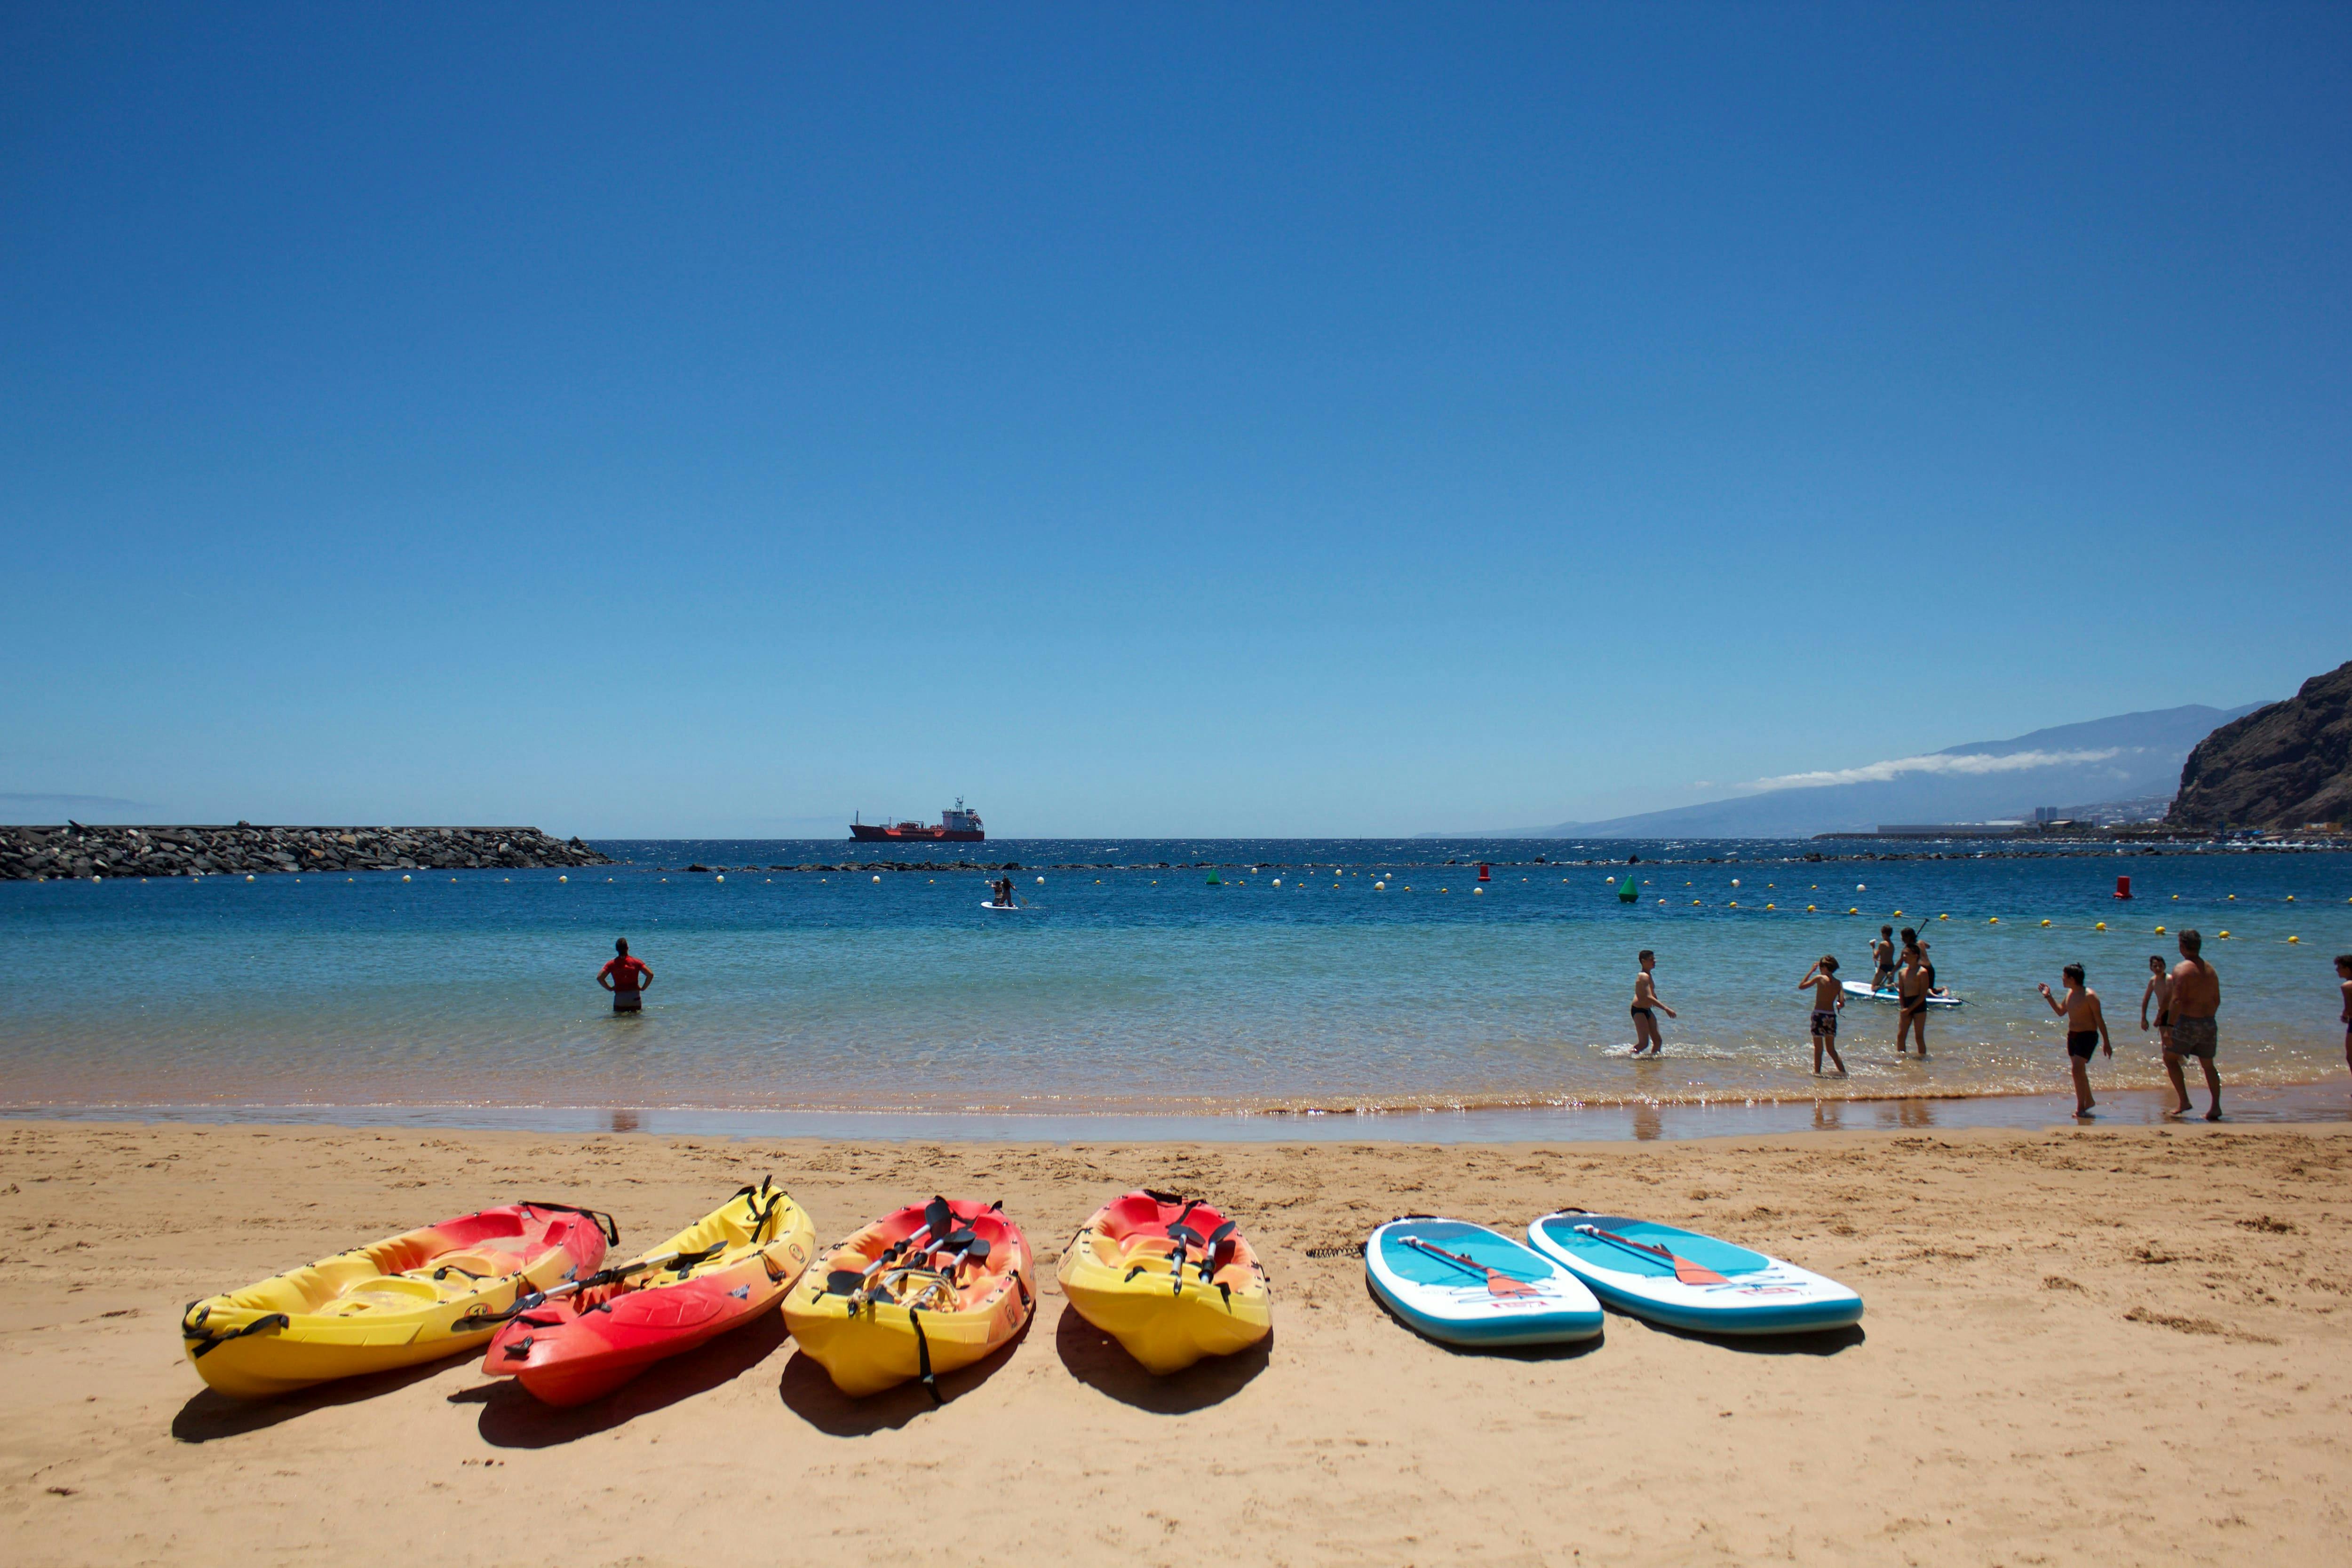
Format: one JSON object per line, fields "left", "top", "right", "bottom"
{"left": 1365, "top": 1217, "right": 1602, "bottom": 1348}
{"left": 1842, "top": 980, "right": 1961, "bottom": 1008}
{"left": 1525, "top": 1211, "right": 1862, "bottom": 1335}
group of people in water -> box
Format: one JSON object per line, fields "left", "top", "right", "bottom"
{"left": 1633, "top": 929, "right": 2352, "bottom": 1124}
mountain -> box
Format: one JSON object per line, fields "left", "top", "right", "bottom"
{"left": 2168, "top": 662, "right": 2352, "bottom": 830}
{"left": 1472, "top": 702, "right": 2265, "bottom": 839}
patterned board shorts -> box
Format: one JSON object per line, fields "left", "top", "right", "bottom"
{"left": 2169, "top": 1015, "right": 2217, "bottom": 1058}
{"left": 1811, "top": 1008, "right": 1838, "bottom": 1038}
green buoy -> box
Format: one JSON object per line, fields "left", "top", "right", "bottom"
{"left": 1616, "top": 876, "right": 1638, "bottom": 903}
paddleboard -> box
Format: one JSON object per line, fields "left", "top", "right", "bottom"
{"left": 1525, "top": 1211, "right": 1862, "bottom": 1335}
{"left": 1841, "top": 981, "right": 1961, "bottom": 1008}
{"left": 1365, "top": 1216, "right": 1602, "bottom": 1348}
{"left": 979, "top": 901, "right": 1031, "bottom": 912}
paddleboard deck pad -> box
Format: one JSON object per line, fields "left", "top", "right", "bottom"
{"left": 1842, "top": 981, "right": 1961, "bottom": 1007}
{"left": 1365, "top": 1217, "right": 1602, "bottom": 1347}
{"left": 1526, "top": 1211, "right": 1862, "bottom": 1334}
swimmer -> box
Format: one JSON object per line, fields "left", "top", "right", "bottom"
{"left": 1797, "top": 955, "right": 1847, "bottom": 1077}
{"left": 2038, "top": 962, "right": 2110, "bottom": 1118}
{"left": 1630, "top": 949, "right": 1676, "bottom": 1056}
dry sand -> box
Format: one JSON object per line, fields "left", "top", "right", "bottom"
{"left": 1, "top": 1118, "right": 2347, "bottom": 1567}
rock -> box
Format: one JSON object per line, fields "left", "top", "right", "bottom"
{"left": 0, "top": 823, "right": 614, "bottom": 881}
{"left": 2169, "top": 661, "right": 2352, "bottom": 831}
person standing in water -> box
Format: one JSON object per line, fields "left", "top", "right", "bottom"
{"left": 598, "top": 937, "right": 653, "bottom": 1013}
{"left": 1630, "top": 949, "right": 1676, "bottom": 1056}
{"left": 2336, "top": 954, "right": 2352, "bottom": 1079}
{"left": 2165, "top": 930, "right": 2222, "bottom": 1120}
{"left": 1895, "top": 937, "right": 1931, "bottom": 1057}
{"left": 1870, "top": 926, "right": 1896, "bottom": 993}
{"left": 1797, "top": 955, "right": 1847, "bottom": 1077}
{"left": 2039, "top": 962, "right": 2110, "bottom": 1118}
{"left": 2140, "top": 954, "right": 2174, "bottom": 1057}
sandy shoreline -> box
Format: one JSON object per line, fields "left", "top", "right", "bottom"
{"left": 3, "top": 1119, "right": 2347, "bottom": 1566}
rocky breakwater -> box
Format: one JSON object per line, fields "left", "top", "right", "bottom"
{"left": 0, "top": 824, "right": 610, "bottom": 881}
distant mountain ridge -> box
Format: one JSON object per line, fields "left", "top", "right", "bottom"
{"left": 1462, "top": 703, "right": 2265, "bottom": 839}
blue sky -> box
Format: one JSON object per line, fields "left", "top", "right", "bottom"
{"left": 3, "top": 4, "right": 2346, "bottom": 837}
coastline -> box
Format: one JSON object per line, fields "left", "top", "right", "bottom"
{"left": 4, "top": 1116, "right": 2346, "bottom": 1566}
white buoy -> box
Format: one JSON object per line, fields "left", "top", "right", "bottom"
{"left": 402, "top": 874, "right": 412, "bottom": 882}
{"left": 873, "top": 875, "right": 880, "bottom": 883}
{"left": 92, "top": 875, "right": 102, "bottom": 883}
{"left": 1731, "top": 878, "right": 1740, "bottom": 887}
{"left": 246, "top": 874, "right": 255, "bottom": 882}
{"left": 716, "top": 874, "right": 724, "bottom": 882}
{"left": 1036, "top": 876, "right": 1044, "bottom": 884}
{"left": 559, "top": 875, "right": 567, "bottom": 882}
{"left": 1856, "top": 884, "right": 1866, "bottom": 891}
{"left": 1273, "top": 878, "right": 1282, "bottom": 886}
{"left": 1375, "top": 880, "right": 1386, "bottom": 890}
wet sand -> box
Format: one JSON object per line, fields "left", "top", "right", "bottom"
{"left": 2, "top": 1118, "right": 2347, "bottom": 1566}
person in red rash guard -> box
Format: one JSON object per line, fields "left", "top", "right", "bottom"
{"left": 598, "top": 937, "right": 653, "bottom": 1013}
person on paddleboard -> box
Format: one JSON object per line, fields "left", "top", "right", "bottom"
{"left": 1630, "top": 950, "right": 1675, "bottom": 1056}
{"left": 1870, "top": 927, "right": 1896, "bottom": 992}
{"left": 598, "top": 937, "right": 653, "bottom": 1013}
{"left": 2039, "top": 962, "right": 2111, "bottom": 1118}
{"left": 991, "top": 876, "right": 1014, "bottom": 907}
{"left": 2164, "top": 930, "right": 2222, "bottom": 1120}
{"left": 1797, "top": 956, "right": 1847, "bottom": 1077}
{"left": 1895, "top": 937, "right": 1931, "bottom": 1058}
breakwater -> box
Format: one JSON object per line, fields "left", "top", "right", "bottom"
{"left": 0, "top": 824, "right": 607, "bottom": 880}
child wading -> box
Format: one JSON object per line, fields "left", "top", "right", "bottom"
{"left": 1796, "top": 955, "right": 1847, "bottom": 1077}
{"left": 2039, "top": 963, "right": 2111, "bottom": 1117}
{"left": 1630, "top": 949, "right": 1676, "bottom": 1057}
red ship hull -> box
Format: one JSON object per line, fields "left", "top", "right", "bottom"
{"left": 850, "top": 824, "right": 985, "bottom": 841}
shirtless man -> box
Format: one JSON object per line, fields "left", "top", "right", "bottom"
{"left": 2038, "top": 962, "right": 2110, "bottom": 1117}
{"left": 2139, "top": 954, "right": 2174, "bottom": 1057}
{"left": 1630, "top": 949, "right": 1676, "bottom": 1056}
{"left": 2337, "top": 955, "right": 2352, "bottom": 1078}
{"left": 1870, "top": 926, "right": 1896, "bottom": 993}
{"left": 1895, "top": 940, "right": 1931, "bottom": 1057}
{"left": 1797, "top": 955, "right": 1847, "bottom": 1076}
{"left": 2164, "top": 930, "right": 2222, "bottom": 1121}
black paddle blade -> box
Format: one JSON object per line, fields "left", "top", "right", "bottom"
{"left": 825, "top": 1269, "right": 867, "bottom": 1296}
{"left": 1208, "top": 1219, "right": 1237, "bottom": 1244}
{"left": 942, "top": 1228, "right": 977, "bottom": 1252}
{"left": 1166, "top": 1224, "right": 1205, "bottom": 1249}
{"left": 963, "top": 1237, "right": 991, "bottom": 1262}
{"left": 924, "top": 1197, "right": 954, "bottom": 1238}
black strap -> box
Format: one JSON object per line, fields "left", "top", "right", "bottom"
{"left": 1013, "top": 1270, "right": 1033, "bottom": 1314}
{"left": 182, "top": 1309, "right": 290, "bottom": 1359}
{"left": 518, "top": 1203, "right": 621, "bottom": 1246}
{"left": 909, "top": 1306, "right": 939, "bottom": 1405}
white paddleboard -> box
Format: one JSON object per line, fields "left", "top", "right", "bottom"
{"left": 1526, "top": 1211, "right": 1862, "bottom": 1335}
{"left": 1841, "top": 981, "right": 1961, "bottom": 1008}
{"left": 979, "top": 901, "right": 1031, "bottom": 912}
{"left": 1365, "top": 1217, "right": 1602, "bottom": 1348}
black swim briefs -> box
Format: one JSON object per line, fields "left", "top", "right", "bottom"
{"left": 2066, "top": 1029, "right": 2100, "bottom": 1060}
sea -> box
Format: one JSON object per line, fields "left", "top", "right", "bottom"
{"left": 5, "top": 839, "right": 2349, "bottom": 1142}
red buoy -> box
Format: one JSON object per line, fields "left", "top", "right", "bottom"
{"left": 1477, "top": 863, "right": 1492, "bottom": 881}
{"left": 2114, "top": 875, "right": 2132, "bottom": 900}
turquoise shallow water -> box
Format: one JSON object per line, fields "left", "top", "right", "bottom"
{"left": 4, "top": 839, "right": 2348, "bottom": 1122}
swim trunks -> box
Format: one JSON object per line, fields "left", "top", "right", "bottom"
{"left": 1901, "top": 996, "right": 1927, "bottom": 1017}
{"left": 612, "top": 991, "right": 642, "bottom": 1013}
{"left": 2169, "top": 1015, "right": 2217, "bottom": 1058}
{"left": 1630, "top": 1006, "right": 1654, "bottom": 1019}
{"left": 2155, "top": 1009, "right": 2170, "bottom": 1028}
{"left": 1810, "top": 1008, "right": 1838, "bottom": 1037}
{"left": 2066, "top": 1029, "right": 2100, "bottom": 1060}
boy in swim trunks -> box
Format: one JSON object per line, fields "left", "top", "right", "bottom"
{"left": 598, "top": 936, "right": 653, "bottom": 1013}
{"left": 1895, "top": 938, "right": 1931, "bottom": 1057}
{"left": 1797, "top": 955, "right": 1847, "bottom": 1077}
{"left": 2140, "top": 954, "right": 2173, "bottom": 1056}
{"left": 2038, "top": 963, "right": 2110, "bottom": 1118}
{"left": 1630, "top": 949, "right": 1676, "bottom": 1056}
{"left": 2164, "top": 930, "right": 2222, "bottom": 1120}
{"left": 1871, "top": 927, "right": 1896, "bottom": 992}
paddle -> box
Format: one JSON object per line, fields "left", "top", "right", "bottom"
{"left": 1400, "top": 1235, "right": 1541, "bottom": 1297}
{"left": 1572, "top": 1223, "right": 1727, "bottom": 1286}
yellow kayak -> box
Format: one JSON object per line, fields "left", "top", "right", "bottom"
{"left": 180, "top": 1202, "right": 615, "bottom": 1399}
{"left": 783, "top": 1197, "right": 1033, "bottom": 1399}
{"left": 1058, "top": 1189, "right": 1272, "bottom": 1374}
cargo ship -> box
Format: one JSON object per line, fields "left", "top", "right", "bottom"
{"left": 849, "top": 799, "right": 985, "bottom": 842}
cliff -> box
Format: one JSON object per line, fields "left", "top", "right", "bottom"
{"left": 2167, "top": 661, "right": 2352, "bottom": 830}
{"left": 0, "top": 824, "right": 609, "bottom": 881}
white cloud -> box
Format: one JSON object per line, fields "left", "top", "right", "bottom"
{"left": 1741, "top": 747, "right": 2125, "bottom": 792}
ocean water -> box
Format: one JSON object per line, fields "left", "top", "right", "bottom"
{"left": 5, "top": 839, "right": 2348, "bottom": 1133}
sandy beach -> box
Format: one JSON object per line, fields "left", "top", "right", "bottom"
{"left": 2, "top": 1118, "right": 2346, "bottom": 1567}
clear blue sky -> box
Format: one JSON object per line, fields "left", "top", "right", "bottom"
{"left": 4, "top": 4, "right": 2345, "bottom": 837}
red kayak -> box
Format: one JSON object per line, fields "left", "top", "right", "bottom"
{"left": 481, "top": 1179, "right": 817, "bottom": 1407}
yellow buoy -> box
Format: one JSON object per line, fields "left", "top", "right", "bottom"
{"left": 1848, "top": 906, "right": 1858, "bottom": 914}
{"left": 1806, "top": 904, "right": 1816, "bottom": 911}
{"left": 2217, "top": 929, "right": 2230, "bottom": 938}
{"left": 2095, "top": 921, "right": 2106, "bottom": 930}
{"left": 2154, "top": 925, "right": 2165, "bottom": 934}
{"left": 1989, "top": 916, "right": 1999, "bottom": 924}
{"left": 1765, "top": 903, "right": 1775, "bottom": 910}
{"left": 1893, "top": 909, "right": 1903, "bottom": 916}
{"left": 2040, "top": 919, "right": 2050, "bottom": 927}
{"left": 1938, "top": 913, "right": 1947, "bottom": 920}
{"left": 2288, "top": 935, "right": 2300, "bottom": 943}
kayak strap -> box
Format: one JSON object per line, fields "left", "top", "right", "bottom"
{"left": 735, "top": 1179, "right": 787, "bottom": 1244}
{"left": 181, "top": 1307, "right": 290, "bottom": 1359}
{"left": 908, "top": 1307, "right": 939, "bottom": 1406}
{"left": 519, "top": 1204, "right": 621, "bottom": 1247}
